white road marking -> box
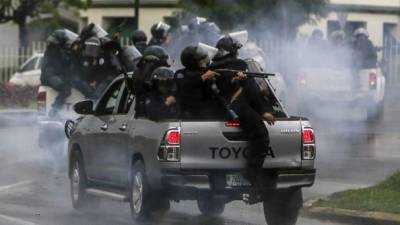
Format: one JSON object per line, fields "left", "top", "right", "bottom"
{"left": 0, "top": 214, "right": 37, "bottom": 225}
{"left": 0, "top": 180, "right": 34, "bottom": 192}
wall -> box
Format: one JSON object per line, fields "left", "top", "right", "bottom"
{"left": 300, "top": 11, "right": 399, "bottom": 46}
{"left": 79, "top": 7, "right": 177, "bottom": 37}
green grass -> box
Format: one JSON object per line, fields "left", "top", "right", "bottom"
{"left": 314, "top": 171, "right": 400, "bottom": 214}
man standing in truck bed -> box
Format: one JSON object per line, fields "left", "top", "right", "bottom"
{"left": 176, "top": 41, "right": 275, "bottom": 189}
{"left": 210, "top": 32, "right": 275, "bottom": 188}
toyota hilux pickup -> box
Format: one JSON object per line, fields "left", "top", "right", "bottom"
{"left": 66, "top": 60, "right": 316, "bottom": 225}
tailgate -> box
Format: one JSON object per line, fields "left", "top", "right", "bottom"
{"left": 180, "top": 120, "right": 302, "bottom": 169}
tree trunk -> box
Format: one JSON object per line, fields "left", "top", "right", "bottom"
{"left": 18, "top": 19, "right": 28, "bottom": 64}
{"left": 18, "top": 20, "right": 28, "bottom": 48}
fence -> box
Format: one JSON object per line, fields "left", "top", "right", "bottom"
{"left": 1, "top": 37, "right": 399, "bottom": 87}
{"left": 383, "top": 37, "right": 400, "bottom": 87}
{"left": 0, "top": 42, "right": 46, "bottom": 83}
{"left": 0, "top": 37, "right": 131, "bottom": 84}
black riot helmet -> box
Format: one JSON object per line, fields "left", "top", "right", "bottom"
{"left": 79, "top": 23, "right": 108, "bottom": 43}
{"left": 47, "top": 29, "right": 78, "bottom": 49}
{"left": 141, "top": 45, "right": 171, "bottom": 66}
{"left": 150, "top": 67, "right": 176, "bottom": 95}
{"left": 180, "top": 43, "right": 218, "bottom": 70}
{"left": 83, "top": 36, "right": 102, "bottom": 58}
{"left": 131, "top": 30, "right": 147, "bottom": 44}
{"left": 150, "top": 22, "right": 171, "bottom": 39}
{"left": 215, "top": 30, "right": 248, "bottom": 59}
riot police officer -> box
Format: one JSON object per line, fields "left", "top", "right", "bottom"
{"left": 352, "top": 27, "right": 378, "bottom": 69}
{"left": 175, "top": 45, "right": 224, "bottom": 119}
{"left": 79, "top": 36, "right": 120, "bottom": 99}
{"left": 212, "top": 32, "right": 275, "bottom": 187}
{"left": 148, "top": 22, "right": 170, "bottom": 46}
{"left": 131, "top": 30, "right": 148, "bottom": 54}
{"left": 145, "top": 67, "right": 177, "bottom": 121}
{"left": 41, "top": 29, "right": 77, "bottom": 117}
{"left": 134, "top": 46, "right": 171, "bottom": 117}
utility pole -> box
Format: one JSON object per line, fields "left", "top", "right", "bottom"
{"left": 134, "top": 0, "right": 140, "bottom": 29}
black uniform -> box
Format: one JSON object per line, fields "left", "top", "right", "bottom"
{"left": 145, "top": 91, "right": 177, "bottom": 121}
{"left": 210, "top": 57, "right": 273, "bottom": 172}
{"left": 353, "top": 37, "right": 378, "bottom": 69}
{"left": 40, "top": 44, "right": 71, "bottom": 113}
{"left": 175, "top": 69, "right": 223, "bottom": 119}
{"left": 134, "top": 46, "right": 171, "bottom": 118}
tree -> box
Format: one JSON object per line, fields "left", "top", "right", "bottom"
{"left": 178, "top": 0, "right": 329, "bottom": 40}
{"left": 0, "top": 0, "right": 91, "bottom": 47}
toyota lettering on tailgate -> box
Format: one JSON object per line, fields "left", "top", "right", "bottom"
{"left": 209, "top": 146, "right": 275, "bottom": 159}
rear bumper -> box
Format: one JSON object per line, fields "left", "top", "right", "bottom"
{"left": 160, "top": 169, "right": 315, "bottom": 200}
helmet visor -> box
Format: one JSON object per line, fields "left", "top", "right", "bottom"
{"left": 197, "top": 42, "right": 218, "bottom": 61}
{"left": 83, "top": 40, "right": 101, "bottom": 58}
{"left": 63, "top": 29, "right": 79, "bottom": 48}
{"left": 92, "top": 24, "right": 108, "bottom": 38}
{"left": 229, "top": 30, "right": 248, "bottom": 47}
{"left": 156, "top": 22, "right": 171, "bottom": 32}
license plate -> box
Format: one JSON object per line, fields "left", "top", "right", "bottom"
{"left": 226, "top": 174, "right": 251, "bottom": 187}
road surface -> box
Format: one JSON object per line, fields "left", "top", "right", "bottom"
{"left": 0, "top": 97, "right": 399, "bottom": 225}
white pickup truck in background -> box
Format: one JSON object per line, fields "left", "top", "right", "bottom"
{"left": 297, "top": 66, "right": 385, "bottom": 121}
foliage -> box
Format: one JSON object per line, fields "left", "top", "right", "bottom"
{"left": 178, "top": 0, "right": 329, "bottom": 39}
{"left": 0, "top": 0, "right": 91, "bottom": 46}
{"left": 0, "top": 84, "right": 38, "bottom": 108}
{"left": 315, "top": 171, "right": 400, "bottom": 214}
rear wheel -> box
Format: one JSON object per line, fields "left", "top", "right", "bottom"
{"left": 70, "top": 152, "right": 99, "bottom": 211}
{"left": 197, "top": 197, "right": 225, "bottom": 216}
{"left": 130, "top": 161, "right": 153, "bottom": 221}
{"left": 263, "top": 188, "right": 302, "bottom": 225}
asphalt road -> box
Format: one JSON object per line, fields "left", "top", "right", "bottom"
{"left": 0, "top": 97, "right": 399, "bottom": 225}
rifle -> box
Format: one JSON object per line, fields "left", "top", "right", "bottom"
{"left": 213, "top": 69, "right": 275, "bottom": 78}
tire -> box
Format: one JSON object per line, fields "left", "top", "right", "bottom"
{"left": 263, "top": 188, "right": 302, "bottom": 225}
{"left": 197, "top": 197, "right": 225, "bottom": 217}
{"left": 70, "top": 152, "right": 99, "bottom": 211}
{"left": 130, "top": 160, "right": 153, "bottom": 221}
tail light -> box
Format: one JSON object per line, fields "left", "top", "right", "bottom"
{"left": 166, "top": 130, "right": 180, "bottom": 145}
{"left": 158, "top": 128, "right": 181, "bottom": 162}
{"left": 369, "top": 72, "right": 377, "bottom": 89}
{"left": 37, "top": 91, "right": 46, "bottom": 116}
{"left": 302, "top": 128, "right": 316, "bottom": 160}
{"left": 225, "top": 122, "right": 240, "bottom": 127}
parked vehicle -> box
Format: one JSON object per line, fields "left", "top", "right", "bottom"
{"left": 297, "top": 67, "right": 385, "bottom": 121}
{"left": 9, "top": 53, "right": 43, "bottom": 87}
{"left": 66, "top": 60, "right": 316, "bottom": 225}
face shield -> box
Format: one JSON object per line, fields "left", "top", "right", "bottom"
{"left": 121, "top": 46, "right": 142, "bottom": 71}
{"left": 83, "top": 38, "right": 101, "bottom": 58}
{"left": 207, "top": 22, "right": 221, "bottom": 34}
{"left": 195, "top": 17, "right": 207, "bottom": 25}
{"left": 228, "top": 30, "right": 249, "bottom": 47}
{"left": 156, "top": 22, "right": 171, "bottom": 33}
{"left": 92, "top": 24, "right": 108, "bottom": 38}
{"left": 197, "top": 42, "right": 218, "bottom": 61}
{"left": 63, "top": 29, "right": 79, "bottom": 49}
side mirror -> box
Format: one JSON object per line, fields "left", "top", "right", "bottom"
{"left": 74, "top": 100, "right": 94, "bottom": 115}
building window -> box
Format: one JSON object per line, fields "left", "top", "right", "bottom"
{"left": 103, "top": 17, "right": 136, "bottom": 41}
{"left": 327, "top": 20, "right": 367, "bottom": 40}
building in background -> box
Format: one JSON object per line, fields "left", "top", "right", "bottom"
{"left": 300, "top": 0, "right": 400, "bottom": 47}
{"left": 80, "top": 0, "right": 178, "bottom": 38}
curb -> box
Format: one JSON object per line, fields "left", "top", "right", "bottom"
{"left": 302, "top": 206, "right": 400, "bottom": 225}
